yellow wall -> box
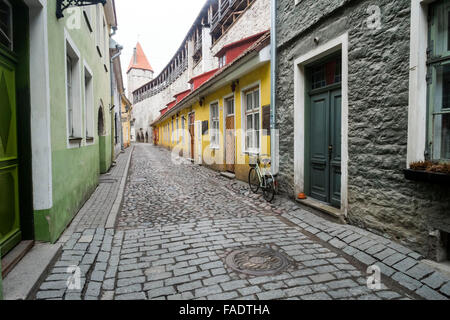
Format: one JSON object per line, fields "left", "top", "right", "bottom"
{"left": 154, "top": 62, "right": 271, "bottom": 181}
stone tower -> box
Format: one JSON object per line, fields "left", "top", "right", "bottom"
{"left": 127, "top": 42, "right": 154, "bottom": 100}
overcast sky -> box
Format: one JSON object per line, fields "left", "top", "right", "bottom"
{"left": 115, "top": 0, "right": 206, "bottom": 90}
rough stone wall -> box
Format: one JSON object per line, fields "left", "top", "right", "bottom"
{"left": 276, "top": 0, "right": 450, "bottom": 257}
{"left": 210, "top": 0, "right": 271, "bottom": 67}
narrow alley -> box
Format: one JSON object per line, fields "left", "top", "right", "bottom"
{"left": 33, "top": 145, "right": 448, "bottom": 300}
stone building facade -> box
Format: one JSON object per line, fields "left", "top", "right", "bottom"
{"left": 276, "top": 0, "right": 450, "bottom": 260}
{"left": 130, "top": 0, "right": 271, "bottom": 142}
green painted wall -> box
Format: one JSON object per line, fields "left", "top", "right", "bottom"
{"left": 0, "top": 245, "right": 3, "bottom": 300}
{"left": 33, "top": 2, "right": 113, "bottom": 242}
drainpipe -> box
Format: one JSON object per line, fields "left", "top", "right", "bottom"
{"left": 270, "top": 0, "right": 278, "bottom": 175}
{"left": 109, "top": 35, "right": 123, "bottom": 161}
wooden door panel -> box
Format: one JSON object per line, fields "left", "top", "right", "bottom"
{"left": 309, "top": 93, "right": 329, "bottom": 202}
{"left": 330, "top": 90, "right": 342, "bottom": 208}
{"left": 225, "top": 116, "right": 235, "bottom": 172}
{"left": 0, "top": 52, "right": 21, "bottom": 257}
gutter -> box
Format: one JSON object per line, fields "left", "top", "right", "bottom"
{"left": 270, "top": 0, "right": 278, "bottom": 175}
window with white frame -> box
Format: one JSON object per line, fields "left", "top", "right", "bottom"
{"left": 84, "top": 66, "right": 94, "bottom": 140}
{"left": 171, "top": 119, "right": 174, "bottom": 143}
{"left": 225, "top": 97, "right": 234, "bottom": 115}
{"left": 182, "top": 116, "right": 185, "bottom": 144}
{"left": 428, "top": 0, "right": 450, "bottom": 161}
{"left": 244, "top": 87, "right": 260, "bottom": 153}
{"left": 210, "top": 102, "right": 220, "bottom": 148}
{"left": 218, "top": 55, "right": 226, "bottom": 68}
{"left": 66, "top": 38, "right": 82, "bottom": 140}
{"left": 0, "top": 0, "right": 13, "bottom": 50}
{"left": 176, "top": 117, "right": 179, "bottom": 143}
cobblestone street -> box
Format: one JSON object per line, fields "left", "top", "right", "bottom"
{"left": 34, "top": 144, "right": 450, "bottom": 300}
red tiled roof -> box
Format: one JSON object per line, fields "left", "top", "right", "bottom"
{"left": 127, "top": 42, "right": 153, "bottom": 73}
{"left": 188, "top": 69, "right": 220, "bottom": 91}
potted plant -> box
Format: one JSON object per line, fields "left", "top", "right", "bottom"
{"left": 404, "top": 161, "right": 450, "bottom": 184}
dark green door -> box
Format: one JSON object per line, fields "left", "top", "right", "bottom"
{"left": 308, "top": 57, "right": 342, "bottom": 208}
{"left": 0, "top": 0, "right": 21, "bottom": 257}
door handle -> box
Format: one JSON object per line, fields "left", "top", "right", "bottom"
{"left": 328, "top": 145, "right": 333, "bottom": 160}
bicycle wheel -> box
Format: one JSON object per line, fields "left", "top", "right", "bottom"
{"left": 248, "top": 168, "right": 260, "bottom": 193}
{"left": 263, "top": 176, "right": 275, "bottom": 202}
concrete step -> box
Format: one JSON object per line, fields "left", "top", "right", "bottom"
{"left": 3, "top": 242, "right": 61, "bottom": 300}
{"left": 2, "top": 240, "right": 34, "bottom": 278}
{"left": 220, "top": 172, "right": 236, "bottom": 179}
{"left": 296, "top": 197, "right": 346, "bottom": 224}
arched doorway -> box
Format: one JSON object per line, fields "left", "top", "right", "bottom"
{"left": 97, "top": 104, "right": 109, "bottom": 173}
{"left": 98, "top": 106, "right": 104, "bottom": 136}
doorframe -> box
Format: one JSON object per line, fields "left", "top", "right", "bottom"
{"left": 293, "top": 33, "right": 349, "bottom": 216}
{"left": 222, "top": 92, "right": 236, "bottom": 168}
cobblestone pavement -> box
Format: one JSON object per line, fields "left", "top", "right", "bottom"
{"left": 34, "top": 144, "right": 450, "bottom": 300}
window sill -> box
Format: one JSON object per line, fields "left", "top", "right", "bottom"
{"left": 69, "top": 137, "right": 83, "bottom": 142}
{"left": 209, "top": 145, "right": 220, "bottom": 150}
{"left": 404, "top": 169, "right": 450, "bottom": 185}
{"left": 86, "top": 136, "right": 94, "bottom": 142}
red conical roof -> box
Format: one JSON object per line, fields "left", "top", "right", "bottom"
{"left": 127, "top": 42, "right": 153, "bottom": 73}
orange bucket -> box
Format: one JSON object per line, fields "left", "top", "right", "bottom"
{"left": 298, "top": 193, "right": 307, "bottom": 200}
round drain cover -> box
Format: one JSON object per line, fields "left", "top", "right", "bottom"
{"left": 225, "top": 247, "right": 290, "bottom": 276}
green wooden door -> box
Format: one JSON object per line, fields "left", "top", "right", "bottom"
{"left": 0, "top": 48, "right": 21, "bottom": 257}
{"left": 309, "top": 88, "right": 342, "bottom": 208}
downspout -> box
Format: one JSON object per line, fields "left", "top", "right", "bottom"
{"left": 270, "top": 0, "right": 278, "bottom": 175}
{"left": 109, "top": 32, "right": 123, "bottom": 161}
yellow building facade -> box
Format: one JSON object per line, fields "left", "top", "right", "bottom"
{"left": 153, "top": 32, "right": 271, "bottom": 182}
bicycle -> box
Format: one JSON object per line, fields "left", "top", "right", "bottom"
{"left": 248, "top": 154, "right": 278, "bottom": 202}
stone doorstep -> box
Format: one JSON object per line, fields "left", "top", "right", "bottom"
{"left": 1, "top": 240, "right": 34, "bottom": 278}
{"left": 3, "top": 242, "right": 62, "bottom": 300}
{"left": 220, "top": 172, "right": 236, "bottom": 180}
{"left": 295, "top": 198, "right": 346, "bottom": 223}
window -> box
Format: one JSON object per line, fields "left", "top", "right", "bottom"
{"left": 67, "top": 56, "right": 74, "bottom": 137}
{"left": 210, "top": 102, "right": 220, "bottom": 148}
{"left": 219, "top": 55, "right": 226, "bottom": 68}
{"left": 66, "top": 35, "right": 82, "bottom": 142}
{"left": 171, "top": 119, "right": 174, "bottom": 143}
{"left": 84, "top": 66, "right": 94, "bottom": 140}
{"left": 225, "top": 97, "right": 234, "bottom": 115}
{"left": 0, "top": 0, "right": 12, "bottom": 50}
{"left": 182, "top": 116, "right": 185, "bottom": 144}
{"left": 176, "top": 117, "right": 179, "bottom": 143}
{"left": 428, "top": 0, "right": 450, "bottom": 161}
{"left": 311, "top": 58, "right": 341, "bottom": 90}
{"left": 244, "top": 88, "right": 260, "bottom": 152}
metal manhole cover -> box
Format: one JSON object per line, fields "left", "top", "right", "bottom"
{"left": 225, "top": 247, "right": 290, "bottom": 276}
